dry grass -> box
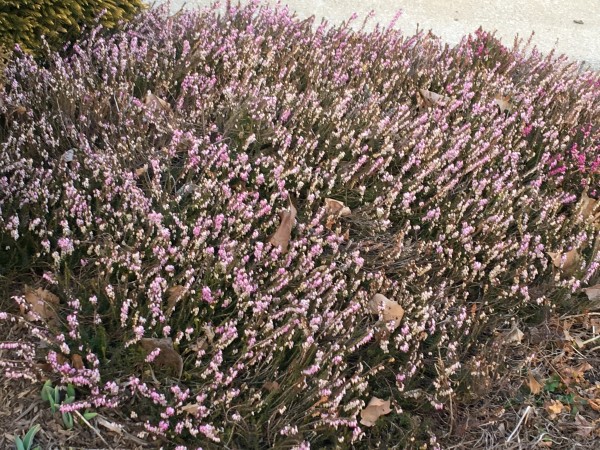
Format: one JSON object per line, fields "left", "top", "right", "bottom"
{"left": 435, "top": 311, "right": 600, "bottom": 449}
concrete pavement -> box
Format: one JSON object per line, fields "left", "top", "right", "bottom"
{"left": 156, "top": 1, "right": 600, "bottom": 69}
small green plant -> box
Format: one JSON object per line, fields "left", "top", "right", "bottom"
{"left": 14, "top": 424, "right": 41, "bottom": 450}
{"left": 544, "top": 375, "right": 562, "bottom": 393}
{"left": 40, "top": 381, "right": 97, "bottom": 429}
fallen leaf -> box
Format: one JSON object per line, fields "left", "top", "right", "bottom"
{"left": 22, "top": 287, "right": 59, "bottom": 323}
{"left": 547, "top": 249, "right": 580, "bottom": 274}
{"left": 561, "top": 362, "right": 593, "bottom": 384}
{"left": 574, "top": 414, "right": 594, "bottom": 437}
{"left": 312, "top": 395, "right": 329, "bottom": 408}
{"left": 166, "top": 285, "right": 186, "bottom": 315}
{"left": 324, "top": 198, "right": 351, "bottom": 217}
{"left": 418, "top": 89, "right": 450, "bottom": 108}
{"left": 494, "top": 94, "right": 512, "bottom": 113}
{"left": 139, "top": 338, "right": 183, "bottom": 378}
{"left": 545, "top": 400, "right": 564, "bottom": 419}
{"left": 369, "top": 293, "right": 405, "bottom": 330}
{"left": 504, "top": 325, "right": 524, "bottom": 344}
{"left": 577, "top": 192, "right": 598, "bottom": 222}
{"left": 188, "top": 324, "right": 215, "bottom": 353}
{"left": 263, "top": 381, "right": 280, "bottom": 392}
{"left": 135, "top": 165, "right": 148, "bottom": 177}
{"left": 528, "top": 373, "right": 543, "bottom": 395}
{"left": 587, "top": 398, "right": 600, "bottom": 412}
{"left": 71, "top": 354, "right": 84, "bottom": 370}
{"left": 144, "top": 91, "right": 171, "bottom": 113}
{"left": 269, "top": 200, "right": 297, "bottom": 253}
{"left": 360, "top": 397, "right": 392, "bottom": 427}
{"left": 97, "top": 416, "right": 123, "bottom": 435}
{"left": 180, "top": 403, "right": 200, "bottom": 415}
{"left": 583, "top": 284, "right": 600, "bottom": 302}
{"left": 61, "top": 149, "right": 75, "bottom": 162}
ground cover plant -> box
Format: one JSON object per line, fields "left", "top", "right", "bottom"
{"left": 1, "top": 2, "right": 599, "bottom": 448}
{"left": 0, "top": 0, "right": 144, "bottom": 55}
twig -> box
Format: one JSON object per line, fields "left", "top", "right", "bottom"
{"left": 73, "top": 411, "right": 113, "bottom": 450}
{"left": 579, "top": 334, "right": 600, "bottom": 348}
{"left": 506, "top": 405, "right": 532, "bottom": 443}
{"left": 560, "top": 312, "right": 600, "bottom": 320}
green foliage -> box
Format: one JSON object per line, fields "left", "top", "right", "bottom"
{"left": 0, "top": 0, "right": 145, "bottom": 55}
{"left": 40, "top": 381, "right": 96, "bottom": 430}
{"left": 14, "top": 424, "right": 41, "bottom": 450}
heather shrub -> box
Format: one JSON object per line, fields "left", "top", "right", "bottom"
{"left": 0, "top": 0, "right": 144, "bottom": 54}
{"left": 1, "top": 3, "right": 599, "bottom": 448}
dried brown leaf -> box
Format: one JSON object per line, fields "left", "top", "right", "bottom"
{"left": 494, "top": 94, "right": 512, "bottom": 113}
{"left": 418, "top": 89, "right": 450, "bottom": 107}
{"left": 360, "top": 397, "right": 391, "bottom": 427}
{"left": 269, "top": 201, "right": 297, "bottom": 253}
{"left": 135, "top": 165, "right": 148, "bottom": 177}
{"left": 324, "top": 198, "right": 351, "bottom": 217}
{"left": 528, "top": 373, "right": 543, "bottom": 395}
{"left": 144, "top": 91, "right": 171, "bottom": 112}
{"left": 574, "top": 414, "right": 594, "bottom": 437}
{"left": 577, "top": 192, "right": 598, "bottom": 220}
{"left": 180, "top": 403, "right": 200, "bottom": 415}
{"left": 71, "top": 354, "right": 84, "bottom": 370}
{"left": 263, "top": 381, "right": 280, "bottom": 392}
{"left": 166, "top": 285, "right": 186, "bottom": 315}
{"left": 583, "top": 284, "right": 600, "bottom": 302}
{"left": 562, "top": 362, "right": 593, "bottom": 384}
{"left": 547, "top": 249, "right": 580, "bottom": 274}
{"left": 545, "top": 399, "right": 564, "bottom": 418}
{"left": 139, "top": 338, "right": 183, "bottom": 378}
{"left": 504, "top": 325, "right": 524, "bottom": 344}
{"left": 587, "top": 398, "right": 600, "bottom": 412}
{"left": 189, "top": 324, "right": 215, "bottom": 353}
{"left": 369, "top": 293, "right": 404, "bottom": 330}
{"left": 97, "top": 416, "right": 123, "bottom": 435}
{"left": 22, "top": 287, "right": 59, "bottom": 323}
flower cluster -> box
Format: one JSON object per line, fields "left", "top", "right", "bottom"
{"left": 0, "top": 2, "right": 598, "bottom": 447}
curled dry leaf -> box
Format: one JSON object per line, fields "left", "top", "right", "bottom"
{"left": 369, "top": 293, "right": 404, "bottom": 330}
{"left": 166, "top": 285, "right": 186, "bottom": 315}
{"left": 263, "top": 381, "right": 280, "bottom": 392}
{"left": 269, "top": 201, "right": 297, "bottom": 253}
{"left": 135, "top": 165, "right": 148, "bottom": 177}
{"left": 139, "top": 338, "right": 183, "bottom": 378}
{"left": 574, "top": 414, "right": 594, "bottom": 437}
{"left": 189, "top": 324, "right": 215, "bottom": 353}
{"left": 545, "top": 399, "right": 564, "bottom": 419}
{"left": 577, "top": 192, "right": 600, "bottom": 231}
{"left": 360, "top": 397, "right": 391, "bottom": 427}
{"left": 22, "top": 286, "right": 59, "bottom": 323}
{"left": 144, "top": 91, "right": 171, "bottom": 113}
{"left": 494, "top": 94, "right": 512, "bottom": 113}
{"left": 547, "top": 249, "right": 581, "bottom": 275}
{"left": 503, "top": 325, "right": 524, "bottom": 344}
{"left": 97, "top": 416, "right": 123, "bottom": 435}
{"left": 583, "top": 284, "right": 600, "bottom": 304}
{"left": 527, "top": 372, "right": 543, "bottom": 395}
{"left": 71, "top": 354, "right": 84, "bottom": 370}
{"left": 180, "top": 403, "right": 200, "bottom": 415}
{"left": 583, "top": 284, "right": 600, "bottom": 302}
{"left": 587, "top": 398, "right": 600, "bottom": 412}
{"left": 418, "top": 89, "right": 450, "bottom": 108}
{"left": 324, "top": 198, "right": 351, "bottom": 217}
{"left": 561, "top": 362, "right": 593, "bottom": 384}
{"left": 61, "top": 149, "right": 75, "bottom": 162}
{"left": 578, "top": 192, "right": 598, "bottom": 220}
